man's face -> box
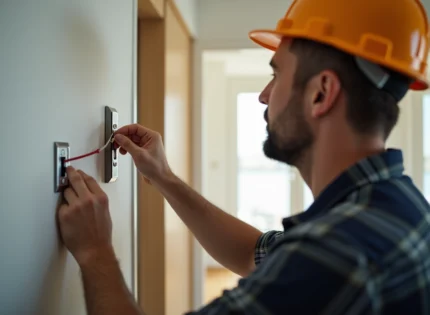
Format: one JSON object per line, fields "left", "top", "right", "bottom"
{"left": 259, "top": 40, "right": 314, "bottom": 167}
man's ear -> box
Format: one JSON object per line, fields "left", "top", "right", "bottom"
{"left": 310, "top": 70, "right": 341, "bottom": 118}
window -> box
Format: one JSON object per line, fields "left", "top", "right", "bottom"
{"left": 236, "top": 93, "right": 292, "bottom": 232}
{"left": 303, "top": 183, "right": 314, "bottom": 210}
{"left": 423, "top": 95, "right": 430, "bottom": 201}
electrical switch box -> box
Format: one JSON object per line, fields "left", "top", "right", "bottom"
{"left": 104, "top": 106, "right": 119, "bottom": 183}
{"left": 54, "top": 142, "right": 70, "bottom": 192}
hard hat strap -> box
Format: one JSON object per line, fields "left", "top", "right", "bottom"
{"left": 354, "top": 57, "right": 411, "bottom": 101}
{"left": 355, "top": 57, "right": 390, "bottom": 89}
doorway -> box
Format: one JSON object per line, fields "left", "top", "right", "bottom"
{"left": 201, "top": 48, "right": 314, "bottom": 303}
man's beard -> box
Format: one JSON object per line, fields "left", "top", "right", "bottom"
{"left": 263, "top": 90, "right": 314, "bottom": 167}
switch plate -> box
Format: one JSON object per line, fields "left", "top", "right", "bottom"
{"left": 54, "top": 142, "right": 70, "bottom": 192}
{"left": 104, "top": 106, "right": 119, "bottom": 183}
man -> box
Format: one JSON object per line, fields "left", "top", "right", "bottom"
{"left": 58, "top": 0, "right": 430, "bottom": 314}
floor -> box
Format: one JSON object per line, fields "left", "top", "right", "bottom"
{"left": 204, "top": 267, "right": 241, "bottom": 303}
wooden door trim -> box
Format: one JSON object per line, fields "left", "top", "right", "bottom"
{"left": 166, "top": 0, "right": 192, "bottom": 38}
{"left": 138, "top": 0, "right": 165, "bottom": 18}
{"left": 132, "top": 0, "right": 139, "bottom": 300}
{"left": 137, "top": 16, "right": 166, "bottom": 315}
{"left": 137, "top": 1, "right": 195, "bottom": 313}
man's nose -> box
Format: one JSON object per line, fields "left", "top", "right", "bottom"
{"left": 259, "top": 92, "right": 267, "bottom": 105}
{"left": 259, "top": 86, "right": 270, "bottom": 105}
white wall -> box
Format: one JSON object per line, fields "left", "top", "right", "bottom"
{"left": 422, "top": 0, "right": 430, "bottom": 18}
{"left": 0, "top": 1, "right": 136, "bottom": 314}
{"left": 196, "top": 0, "right": 430, "bottom": 48}
{"left": 386, "top": 92, "right": 424, "bottom": 190}
{"left": 197, "top": 0, "right": 292, "bottom": 49}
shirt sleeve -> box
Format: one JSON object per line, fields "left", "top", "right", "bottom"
{"left": 254, "top": 230, "right": 284, "bottom": 266}
{"left": 186, "top": 233, "right": 368, "bottom": 315}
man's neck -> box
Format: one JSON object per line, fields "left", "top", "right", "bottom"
{"left": 299, "top": 136, "right": 386, "bottom": 199}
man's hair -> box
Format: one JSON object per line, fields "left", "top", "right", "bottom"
{"left": 289, "top": 38, "right": 408, "bottom": 140}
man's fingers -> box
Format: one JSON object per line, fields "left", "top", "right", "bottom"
{"left": 78, "top": 170, "right": 104, "bottom": 195}
{"left": 67, "top": 166, "right": 90, "bottom": 197}
{"left": 64, "top": 187, "right": 78, "bottom": 205}
{"left": 114, "top": 134, "right": 141, "bottom": 157}
{"left": 115, "top": 124, "right": 158, "bottom": 147}
{"left": 57, "top": 203, "right": 70, "bottom": 227}
{"left": 115, "top": 123, "right": 154, "bottom": 138}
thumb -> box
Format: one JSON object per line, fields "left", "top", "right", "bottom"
{"left": 114, "top": 134, "right": 141, "bottom": 157}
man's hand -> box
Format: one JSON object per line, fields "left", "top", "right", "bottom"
{"left": 57, "top": 167, "right": 143, "bottom": 315}
{"left": 114, "top": 124, "right": 172, "bottom": 186}
{"left": 58, "top": 167, "right": 114, "bottom": 267}
{"left": 114, "top": 124, "right": 261, "bottom": 277}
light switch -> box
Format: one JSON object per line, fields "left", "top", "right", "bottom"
{"left": 104, "top": 106, "right": 119, "bottom": 183}
{"left": 54, "top": 142, "right": 70, "bottom": 192}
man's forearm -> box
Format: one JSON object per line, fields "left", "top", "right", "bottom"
{"left": 154, "top": 173, "right": 262, "bottom": 277}
{"left": 79, "top": 247, "right": 143, "bottom": 315}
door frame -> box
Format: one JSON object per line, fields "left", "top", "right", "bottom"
{"left": 136, "top": 1, "right": 167, "bottom": 314}
{"left": 136, "top": 0, "right": 195, "bottom": 313}
{"left": 131, "top": 0, "right": 139, "bottom": 299}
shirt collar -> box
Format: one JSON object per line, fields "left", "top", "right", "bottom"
{"left": 282, "top": 149, "right": 405, "bottom": 230}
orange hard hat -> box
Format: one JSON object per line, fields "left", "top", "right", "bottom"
{"left": 249, "top": 0, "right": 430, "bottom": 91}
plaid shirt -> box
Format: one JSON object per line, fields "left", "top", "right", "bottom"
{"left": 188, "top": 149, "right": 430, "bottom": 314}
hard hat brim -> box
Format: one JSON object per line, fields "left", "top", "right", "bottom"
{"left": 249, "top": 29, "right": 429, "bottom": 91}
